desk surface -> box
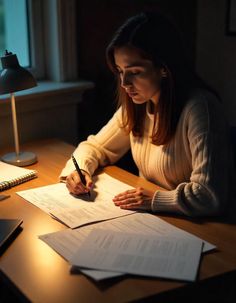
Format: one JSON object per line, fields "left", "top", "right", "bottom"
{"left": 0, "top": 139, "right": 236, "bottom": 303}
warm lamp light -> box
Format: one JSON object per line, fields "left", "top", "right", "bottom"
{"left": 0, "top": 50, "right": 37, "bottom": 166}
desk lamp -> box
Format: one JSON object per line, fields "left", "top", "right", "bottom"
{"left": 0, "top": 50, "right": 37, "bottom": 166}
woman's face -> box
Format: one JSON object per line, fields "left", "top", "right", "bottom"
{"left": 114, "top": 46, "right": 162, "bottom": 105}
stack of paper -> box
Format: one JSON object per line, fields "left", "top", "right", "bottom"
{"left": 70, "top": 229, "right": 203, "bottom": 282}
{"left": 39, "top": 212, "right": 215, "bottom": 281}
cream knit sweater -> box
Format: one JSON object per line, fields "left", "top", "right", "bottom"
{"left": 60, "top": 89, "right": 231, "bottom": 217}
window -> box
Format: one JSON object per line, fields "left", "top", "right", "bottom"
{"left": 0, "top": 0, "right": 78, "bottom": 81}
{"left": 0, "top": 0, "right": 30, "bottom": 66}
{"left": 0, "top": 0, "right": 5, "bottom": 56}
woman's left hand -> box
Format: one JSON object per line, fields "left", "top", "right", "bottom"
{"left": 113, "top": 187, "right": 154, "bottom": 210}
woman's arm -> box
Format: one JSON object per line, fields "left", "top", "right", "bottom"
{"left": 60, "top": 107, "right": 131, "bottom": 179}
{"left": 151, "top": 94, "right": 231, "bottom": 217}
{"left": 113, "top": 94, "right": 232, "bottom": 217}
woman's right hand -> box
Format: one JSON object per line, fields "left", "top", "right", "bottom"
{"left": 66, "top": 170, "right": 93, "bottom": 195}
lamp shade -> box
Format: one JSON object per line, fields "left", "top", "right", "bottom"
{"left": 0, "top": 50, "right": 37, "bottom": 166}
{"left": 0, "top": 50, "right": 37, "bottom": 94}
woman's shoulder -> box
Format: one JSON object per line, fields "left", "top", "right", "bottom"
{"left": 108, "top": 106, "right": 128, "bottom": 130}
{"left": 106, "top": 106, "right": 123, "bottom": 123}
{"left": 185, "top": 88, "right": 221, "bottom": 109}
{"left": 181, "top": 88, "right": 228, "bottom": 132}
{"left": 113, "top": 106, "right": 126, "bottom": 123}
{"left": 183, "top": 88, "right": 224, "bottom": 119}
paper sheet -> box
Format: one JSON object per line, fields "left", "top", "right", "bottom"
{"left": 51, "top": 204, "right": 133, "bottom": 228}
{"left": 17, "top": 173, "right": 135, "bottom": 227}
{"left": 39, "top": 212, "right": 215, "bottom": 280}
{"left": 70, "top": 229, "right": 203, "bottom": 282}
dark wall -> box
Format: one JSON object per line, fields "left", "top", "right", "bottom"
{"left": 75, "top": 0, "right": 197, "bottom": 172}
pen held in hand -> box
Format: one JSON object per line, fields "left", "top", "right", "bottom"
{"left": 72, "top": 155, "right": 91, "bottom": 197}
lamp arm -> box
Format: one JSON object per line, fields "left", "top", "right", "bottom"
{"left": 10, "top": 93, "right": 20, "bottom": 156}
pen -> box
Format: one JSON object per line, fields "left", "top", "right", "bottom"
{"left": 72, "top": 155, "right": 90, "bottom": 197}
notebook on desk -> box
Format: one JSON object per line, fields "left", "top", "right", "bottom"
{"left": 0, "top": 219, "right": 23, "bottom": 250}
{"left": 0, "top": 161, "right": 37, "bottom": 191}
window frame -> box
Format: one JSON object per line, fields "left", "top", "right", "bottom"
{"left": 27, "top": 0, "right": 78, "bottom": 81}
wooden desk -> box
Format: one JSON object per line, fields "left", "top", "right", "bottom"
{"left": 0, "top": 139, "right": 236, "bottom": 303}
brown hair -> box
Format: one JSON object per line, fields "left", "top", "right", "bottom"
{"left": 106, "top": 12, "right": 197, "bottom": 145}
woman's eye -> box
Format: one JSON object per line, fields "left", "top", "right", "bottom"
{"left": 117, "top": 70, "right": 141, "bottom": 78}
{"left": 130, "top": 70, "right": 141, "bottom": 75}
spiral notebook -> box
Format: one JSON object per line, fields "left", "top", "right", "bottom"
{"left": 0, "top": 161, "right": 37, "bottom": 191}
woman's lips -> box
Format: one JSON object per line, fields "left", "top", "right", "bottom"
{"left": 127, "top": 91, "right": 138, "bottom": 97}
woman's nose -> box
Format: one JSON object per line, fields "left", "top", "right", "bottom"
{"left": 121, "top": 73, "right": 131, "bottom": 88}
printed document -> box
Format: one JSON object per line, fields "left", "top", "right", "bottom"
{"left": 70, "top": 229, "right": 203, "bottom": 282}
{"left": 39, "top": 212, "right": 215, "bottom": 280}
{"left": 17, "top": 173, "right": 135, "bottom": 228}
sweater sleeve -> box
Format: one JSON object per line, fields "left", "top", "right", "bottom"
{"left": 60, "top": 107, "right": 131, "bottom": 178}
{"left": 151, "top": 94, "right": 231, "bottom": 217}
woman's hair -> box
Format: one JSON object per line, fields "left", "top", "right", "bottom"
{"left": 106, "top": 11, "right": 206, "bottom": 145}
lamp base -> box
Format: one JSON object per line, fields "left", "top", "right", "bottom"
{"left": 1, "top": 151, "right": 37, "bottom": 167}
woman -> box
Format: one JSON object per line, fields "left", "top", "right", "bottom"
{"left": 60, "top": 12, "right": 231, "bottom": 217}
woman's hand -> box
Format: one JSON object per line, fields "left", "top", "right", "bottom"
{"left": 66, "top": 170, "right": 93, "bottom": 195}
{"left": 113, "top": 187, "right": 154, "bottom": 210}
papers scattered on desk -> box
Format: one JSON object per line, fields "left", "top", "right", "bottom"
{"left": 39, "top": 212, "right": 216, "bottom": 281}
{"left": 17, "top": 173, "right": 135, "bottom": 228}
{"left": 18, "top": 171, "right": 216, "bottom": 282}
{"left": 70, "top": 229, "right": 203, "bottom": 282}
